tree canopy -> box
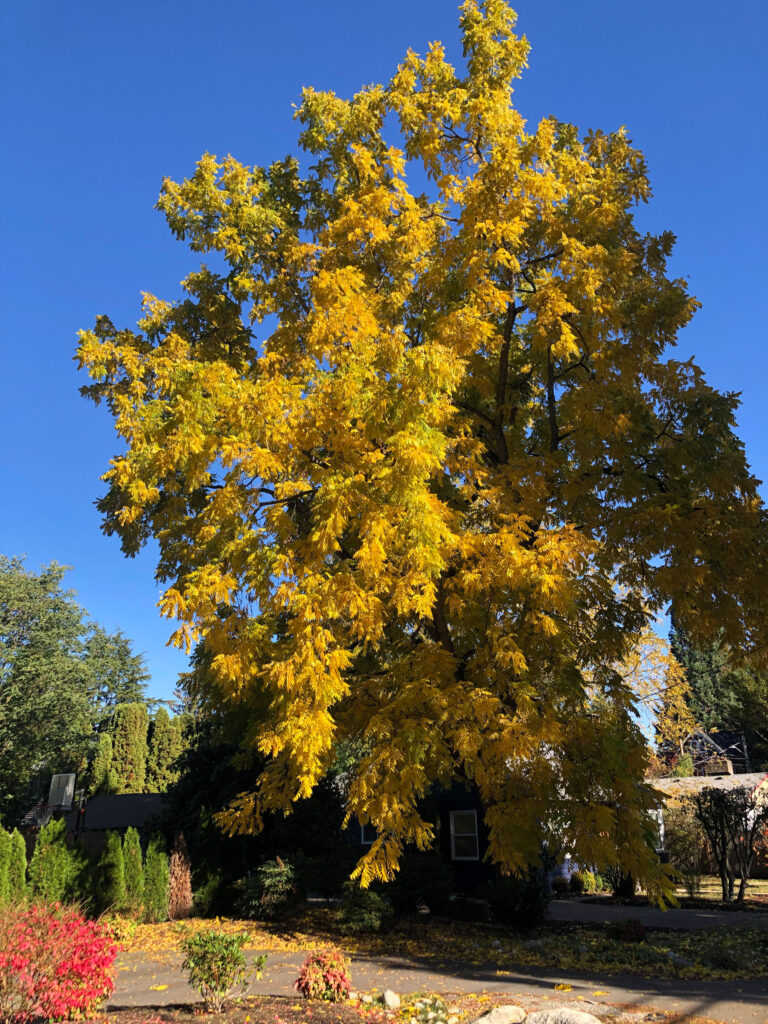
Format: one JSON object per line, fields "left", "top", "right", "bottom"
{"left": 77, "top": 0, "right": 768, "bottom": 893}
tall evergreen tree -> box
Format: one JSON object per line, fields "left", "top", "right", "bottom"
{"left": 84, "top": 626, "right": 150, "bottom": 725}
{"left": 123, "top": 826, "right": 144, "bottom": 916}
{"left": 111, "top": 703, "right": 149, "bottom": 794}
{"left": 8, "top": 829, "right": 27, "bottom": 900}
{"left": 146, "top": 708, "right": 175, "bottom": 792}
{"left": 143, "top": 833, "right": 169, "bottom": 923}
{"left": 89, "top": 732, "right": 114, "bottom": 795}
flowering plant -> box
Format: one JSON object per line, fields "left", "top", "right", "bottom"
{"left": 295, "top": 948, "right": 351, "bottom": 1002}
{"left": 0, "top": 902, "right": 118, "bottom": 1021}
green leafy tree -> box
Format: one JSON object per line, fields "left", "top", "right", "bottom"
{"left": 0, "top": 558, "right": 92, "bottom": 822}
{"left": 97, "top": 830, "right": 126, "bottom": 913}
{"left": 143, "top": 833, "right": 170, "bottom": 922}
{"left": 110, "top": 703, "right": 149, "bottom": 794}
{"left": 7, "top": 829, "right": 27, "bottom": 900}
{"left": 0, "top": 828, "right": 9, "bottom": 903}
{"left": 123, "top": 827, "right": 144, "bottom": 916}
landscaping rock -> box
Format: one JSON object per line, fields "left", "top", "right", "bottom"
{"left": 470, "top": 1005, "right": 527, "bottom": 1024}
{"left": 382, "top": 990, "right": 401, "bottom": 1011}
{"left": 666, "top": 952, "right": 694, "bottom": 968}
{"left": 526, "top": 1011, "right": 602, "bottom": 1024}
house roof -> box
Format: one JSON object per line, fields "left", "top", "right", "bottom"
{"left": 68, "top": 793, "right": 167, "bottom": 832}
{"left": 649, "top": 772, "right": 768, "bottom": 799}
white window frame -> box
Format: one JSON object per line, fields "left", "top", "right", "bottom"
{"left": 450, "top": 809, "right": 479, "bottom": 861}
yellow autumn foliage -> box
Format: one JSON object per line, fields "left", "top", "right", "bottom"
{"left": 77, "top": 1, "right": 767, "bottom": 900}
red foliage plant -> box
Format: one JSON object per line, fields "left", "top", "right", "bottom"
{"left": 0, "top": 902, "right": 118, "bottom": 1021}
{"left": 295, "top": 948, "right": 352, "bottom": 1002}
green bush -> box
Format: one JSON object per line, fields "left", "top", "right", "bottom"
{"left": 193, "top": 873, "right": 224, "bottom": 917}
{"left": 0, "top": 829, "right": 10, "bottom": 903}
{"left": 386, "top": 854, "right": 455, "bottom": 915}
{"left": 97, "top": 831, "right": 126, "bottom": 913}
{"left": 239, "top": 859, "right": 303, "bottom": 921}
{"left": 334, "top": 880, "right": 393, "bottom": 934}
{"left": 27, "top": 819, "right": 88, "bottom": 905}
{"left": 123, "top": 827, "right": 144, "bottom": 916}
{"left": 488, "top": 868, "right": 550, "bottom": 932}
{"left": 180, "top": 928, "right": 266, "bottom": 1013}
{"left": 8, "top": 829, "right": 27, "bottom": 900}
{"left": 569, "top": 870, "right": 585, "bottom": 894}
{"left": 550, "top": 875, "right": 569, "bottom": 896}
{"left": 143, "top": 833, "right": 170, "bottom": 922}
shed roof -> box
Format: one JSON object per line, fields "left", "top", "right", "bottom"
{"left": 650, "top": 772, "right": 768, "bottom": 799}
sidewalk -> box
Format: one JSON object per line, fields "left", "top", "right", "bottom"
{"left": 548, "top": 898, "right": 768, "bottom": 931}
{"left": 112, "top": 950, "right": 768, "bottom": 1024}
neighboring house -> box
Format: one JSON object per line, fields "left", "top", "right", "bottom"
{"left": 649, "top": 770, "right": 768, "bottom": 854}
{"left": 659, "top": 728, "right": 752, "bottom": 775}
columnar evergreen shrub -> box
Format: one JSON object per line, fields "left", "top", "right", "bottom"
{"left": 295, "top": 949, "right": 351, "bottom": 1002}
{"left": 0, "top": 902, "right": 117, "bottom": 1021}
{"left": 27, "top": 819, "right": 85, "bottom": 904}
{"left": 97, "top": 830, "right": 126, "bottom": 913}
{"left": 111, "top": 703, "right": 149, "bottom": 793}
{"left": 143, "top": 833, "right": 170, "bottom": 922}
{"left": 122, "top": 827, "right": 144, "bottom": 916}
{"left": 8, "top": 829, "right": 27, "bottom": 900}
{"left": 0, "top": 829, "right": 9, "bottom": 903}
{"left": 90, "top": 733, "right": 114, "bottom": 795}
{"left": 168, "top": 832, "right": 193, "bottom": 920}
{"left": 146, "top": 708, "right": 177, "bottom": 791}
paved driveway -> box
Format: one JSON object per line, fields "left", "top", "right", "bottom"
{"left": 548, "top": 897, "right": 768, "bottom": 931}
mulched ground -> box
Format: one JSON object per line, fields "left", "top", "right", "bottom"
{"left": 96, "top": 992, "right": 724, "bottom": 1024}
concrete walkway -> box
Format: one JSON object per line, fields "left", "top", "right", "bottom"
{"left": 548, "top": 898, "right": 768, "bottom": 931}
{"left": 112, "top": 950, "right": 768, "bottom": 1024}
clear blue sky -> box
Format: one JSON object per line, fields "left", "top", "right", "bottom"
{"left": 1, "top": 1, "right": 766, "bottom": 701}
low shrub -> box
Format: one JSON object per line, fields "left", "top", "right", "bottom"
{"left": 487, "top": 868, "right": 550, "bottom": 932}
{"left": 386, "top": 854, "right": 455, "bottom": 915}
{"left": 295, "top": 948, "right": 351, "bottom": 1001}
{"left": 180, "top": 929, "right": 266, "bottom": 1013}
{"left": 193, "top": 873, "right": 225, "bottom": 917}
{"left": 569, "top": 870, "right": 585, "bottom": 894}
{"left": 0, "top": 902, "right": 117, "bottom": 1022}
{"left": 605, "top": 867, "right": 636, "bottom": 899}
{"left": 606, "top": 917, "right": 647, "bottom": 943}
{"left": 334, "top": 880, "right": 393, "bottom": 933}
{"left": 550, "top": 875, "right": 569, "bottom": 896}
{"left": 239, "top": 858, "right": 303, "bottom": 921}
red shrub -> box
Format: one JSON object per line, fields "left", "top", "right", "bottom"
{"left": 295, "top": 948, "right": 351, "bottom": 1001}
{"left": 0, "top": 902, "right": 118, "bottom": 1021}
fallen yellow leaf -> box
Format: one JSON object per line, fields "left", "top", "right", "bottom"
{"left": 555, "top": 984, "right": 572, "bottom": 992}
{"left": 149, "top": 984, "right": 168, "bottom": 991}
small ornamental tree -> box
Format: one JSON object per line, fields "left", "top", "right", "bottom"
{"left": 8, "top": 829, "right": 27, "bottom": 900}
{"left": 98, "top": 830, "right": 126, "bottom": 913}
{"left": 143, "top": 833, "right": 170, "bottom": 922}
{"left": 122, "top": 827, "right": 144, "bottom": 916}
{"left": 694, "top": 786, "right": 768, "bottom": 902}
{"left": 0, "top": 829, "right": 10, "bottom": 904}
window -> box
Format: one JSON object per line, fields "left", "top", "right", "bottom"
{"left": 450, "top": 809, "right": 479, "bottom": 860}
{"left": 360, "top": 823, "right": 377, "bottom": 845}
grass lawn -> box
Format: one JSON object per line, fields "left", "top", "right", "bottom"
{"left": 117, "top": 907, "right": 767, "bottom": 981}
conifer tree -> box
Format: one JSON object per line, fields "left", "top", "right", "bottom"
{"left": 143, "top": 833, "right": 169, "bottom": 922}
{"left": 146, "top": 708, "right": 175, "bottom": 791}
{"left": 90, "top": 732, "right": 114, "bottom": 795}
{"left": 123, "top": 826, "right": 144, "bottom": 916}
{"left": 167, "top": 832, "right": 193, "bottom": 920}
{"left": 111, "top": 703, "right": 149, "bottom": 794}
{"left": 28, "top": 818, "right": 75, "bottom": 903}
{"left": 0, "top": 828, "right": 10, "bottom": 903}
{"left": 7, "top": 829, "right": 27, "bottom": 900}
{"left": 98, "top": 830, "right": 126, "bottom": 913}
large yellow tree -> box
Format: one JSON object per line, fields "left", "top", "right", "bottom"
{"left": 77, "top": 1, "right": 767, "bottom": 895}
